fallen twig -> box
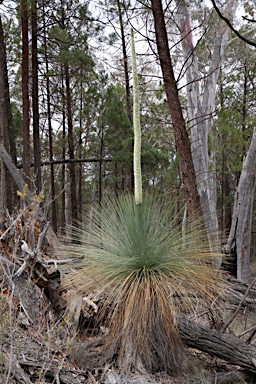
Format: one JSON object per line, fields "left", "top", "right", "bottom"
{"left": 223, "top": 278, "right": 256, "bottom": 332}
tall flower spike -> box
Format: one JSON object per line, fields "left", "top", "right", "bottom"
{"left": 131, "top": 29, "right": 142, "bottom": 205}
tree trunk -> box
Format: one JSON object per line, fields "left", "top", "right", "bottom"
{"left": 21, "top": 0, "right": 31, "bottom": 188}
{"left": 151, "top": 0, "right": 201, "bottom": 219}
{"left": 78, "top": 80, "right": 83, "bottom": 223}
{"left": 31, "top": 0, "right": 41, "bottom": 194}
{"left": 225, "top": 128, "right": 256, "bottom": 283}
{"left": 98, "top": 122, "right": 104, "bottom": 203}
{"left": 61, "top": 68, "right": 66, "bottom": 233}
{"left": 65, "top": 63, "right": 78, "bottom": 225}
{"left": 43, "top": 3, "right": 57, "bottom": 233}
{"left": 117, "top": 0, "right": 134, "bottom": 193}
{"left": 0, "top": 12, "right": 8, "bottom": 212}
{"left": 117, "top": 0, "right": 132, "bottom": 124}
{"left": 0, "top": 16, "right": 17, "bottom": 168}
{"left": 176, "top": 0, "right": 238, "bottom": 247}
{"left": 0, "top": 14, "right": 18, "bottom": 211}
{"left": 0, "top": 13, "right": 8, "bottom": 211}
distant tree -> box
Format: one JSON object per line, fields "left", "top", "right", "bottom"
{"left": 211, "top": 0, "right": 256, "bottom": 48}
{"left": 212, "top": 2, "right": 256, "bottom": 282}
{"left": 42, "top": 0, "right": 97, "bottom": 226}
{"left": 176, "top": 0, "right": 238, "bottom": 248}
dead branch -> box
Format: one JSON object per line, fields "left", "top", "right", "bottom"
{"left": 222, "top": 278, "right": 256, "bottom": 332}
{"left": 178, "top": 315, "right": 256, "bottom": 373}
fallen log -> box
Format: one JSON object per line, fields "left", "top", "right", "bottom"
{"left": 178, "top": 315, "right": 256, "bottom": 374}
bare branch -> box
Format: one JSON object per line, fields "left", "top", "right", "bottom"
{"left": 211, "top": 0, "right": 256, "bottom": 47}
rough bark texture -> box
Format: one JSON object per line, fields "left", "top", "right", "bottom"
{"left": 225, "top": 128, "right": 256, "bottom": 283}
{"left": 0, "top": 15, "right": 17, "bottom": 170}
{"left": 0, "top": 15, "right": 18, "bottom": 211}
{"left": 43, "top": 3, "right": 57, "bottom": 233}
{"left": 31, "top": 0, "right": 41, "bottom": 194}
{"left": 151, "top": 0, "right": 201, "bottom": 219}
{"left": 0, "top": 14, "right": 8, "bottom": 211}
{"left": 178, "top": 315, "right": 256, "bottom": 373}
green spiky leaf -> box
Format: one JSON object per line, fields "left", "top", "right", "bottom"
{"left": 65, "top": 194, "right": 225, "bottom": 373}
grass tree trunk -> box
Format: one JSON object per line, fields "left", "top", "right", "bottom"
{"left": 151, "top": 0, "right": 201, "bottom": 219}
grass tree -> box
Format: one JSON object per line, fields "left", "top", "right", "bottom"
{"left": 65, "top": 30, "right": 225, "bottom": 374}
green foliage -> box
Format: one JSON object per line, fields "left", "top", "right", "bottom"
{"left": 213, "top": 108, "right": 251, "bottom": 174}
{"left": 65, "top": 194, "right": 225, "bottom": 373}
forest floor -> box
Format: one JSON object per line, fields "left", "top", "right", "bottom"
{"left": 1, "top": 213, "right": 256, "bottom": 384}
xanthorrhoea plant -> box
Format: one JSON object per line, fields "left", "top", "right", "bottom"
{"left": 65, "top": 194, "right": 224, "bottom": 374}
{"left": 65, "top": 31, "right": 225, "bottom": 375}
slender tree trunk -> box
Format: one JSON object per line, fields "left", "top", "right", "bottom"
{"left": 61, "top": 68, "right": 66, "bottom": 233}
{"left": 117, "top": 0, "right": 132, "bottom": 124}
{"left": 31, "top": 0, "right": 41, "bottom": 193}
{"left": 21, "top": 0, "right": 31, "bottom": 188}
{"left": 0, "top": 13, "right": 8, "bottom": 211}
{"left": 0, "top": 15, "right": 17, "bottom": 167}
{"left": 0, "top": 15, "right": 18, "bottom": 211}
{"left": 78, "top": 81, "right": 83, "bottom": 223}
{"left": 98, "top": 122, "right": 104, "bottom": 203}
{"left": 114, "top": 162, "right": 118, "bottom": 197}
{"left": 117, "top": 0, "right": 134, "bottom": 193}
{"left": 65, "top": 63, "right": 78, "bottom": 225}
{"left": 43, "top": 2, "right": 57, "bottom": 233}
{"left": 151, "top": 0, "right": 201, "bottom": 219}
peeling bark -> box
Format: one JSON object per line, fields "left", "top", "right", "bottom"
{"left": 225, "top": 128, "right": 256, "bottom": 283}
